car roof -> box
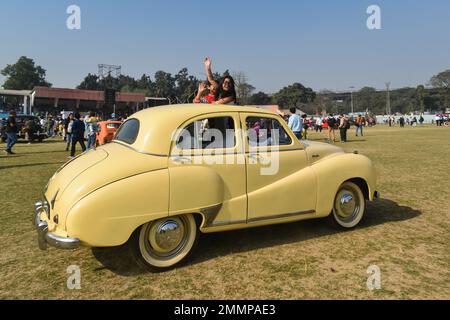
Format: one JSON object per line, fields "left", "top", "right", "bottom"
{"left": 128, "top": 104, "right": 278, "bottom": 155}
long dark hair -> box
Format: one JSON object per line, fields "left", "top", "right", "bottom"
{"left": 220, "top": 75, "right": 237, "bottom": 102}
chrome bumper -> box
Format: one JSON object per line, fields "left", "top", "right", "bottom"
{"left": 34, "top": 201, "right": 80, "bottom": 250}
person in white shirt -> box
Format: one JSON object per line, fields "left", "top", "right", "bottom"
{"left": 315, "top": 117, "right": 323, "bottom": 132}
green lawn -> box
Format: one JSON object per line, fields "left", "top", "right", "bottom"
{"left": 0, "top": 125, "right": 449, "bottom": 300}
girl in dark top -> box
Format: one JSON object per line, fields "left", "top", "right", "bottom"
{"left": 204, "top": 57, "right": 237, "bottom": 105}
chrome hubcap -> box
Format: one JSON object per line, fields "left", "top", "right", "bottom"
{"left": 335, "top": 189, "right": 359, "bottom": 219}
{"left": 148, "top": 218, "right": 185, "bottom": 254}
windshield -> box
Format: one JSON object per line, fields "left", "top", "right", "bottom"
{"left": 114, "top": 119, "right": 140, "bottom": 144}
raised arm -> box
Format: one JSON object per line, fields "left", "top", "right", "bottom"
{"left": 204, "top": 57, "right": 219, "bottom": 88}
{"left": 193, "top": 82, "right": 207, "bottom": 104}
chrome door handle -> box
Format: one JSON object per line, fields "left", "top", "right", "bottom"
{"left": 248, "top": 153, "right": 263, "bottom": 163}
{"left": 173, "top": 156, "right": 192, "bottom": 164}
{"left": 312, "top": 154, "right": 320, "bottom": 158}
{"left": 249, "top": 153, "right": 262, "bottom": 159}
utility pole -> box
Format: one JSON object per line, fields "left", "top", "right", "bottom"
{"left": 350, "top": 86, "right": 355, "bottom": 115}
{"left": 385, "top": 82, "right": 391, "bottom": 115}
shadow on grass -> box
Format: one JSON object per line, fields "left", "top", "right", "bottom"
{"left": 91, "top": 198, "right": 421, "bottom": 276}
{"left": 18, "top": 150, "right": 68, "bottom": 155}
{"left": 0, "top": 162, "right": 65, "bottom": 170}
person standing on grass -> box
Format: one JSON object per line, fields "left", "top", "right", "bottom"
{"left": 70, "top": 113, "right": 86, "bottom": 158}
{"left": 315, "top": 116, "right": 324, "bottom": 133}
{"left": 326, "top": 113, "right": 337, "bottom": 143}
{"left": 355, "top": 115, "right": 364, "bottom": 137}
{"left": 5, "top": 111, "right": 18, "bottom": 155}
{"left": 338, "top": 114, "right": 349, "bottom": 143}
{"left": 301, "top": 114, "right": 308, "bottom": 140}
{"left": 288, "top": 107, "right": 302, "bottom": 140}
{"left": 65, "top": 113, "right": 74, "bottom": 151}
{"left": 86, "top": 111, "right": 99, "bottom": 150}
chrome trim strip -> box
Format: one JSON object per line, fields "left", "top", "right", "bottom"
{"left": 170, "top": 148, "right": 306, "bottom": 158}
{"left": 205, "top": 210, "right": 316, "bottom": 228}
{"left": 247, "top": 210, "right": 316, "bottom": 224}
{"left": 209, "top": 219, "right": 247, "bottom": 227}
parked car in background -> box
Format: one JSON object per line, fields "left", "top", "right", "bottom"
{"left": 34, "top": 104, "right": 378, "bottom": 272}
{"left": 1, "top": 114, "right": 47, "bottom": 143}
{"left": 96, "top": 121, "right": 123, "bottom": 146}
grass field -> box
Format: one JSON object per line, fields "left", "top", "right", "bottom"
{"left": 0, "top": 125, "right": 449, "bottom": 300}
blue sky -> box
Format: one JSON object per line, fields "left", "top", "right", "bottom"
{"left": 0, "top": 0, "right": 449, "bottom": 93}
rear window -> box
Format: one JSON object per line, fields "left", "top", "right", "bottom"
{"left": 107, "top": 123, "right": 121, "bottom": 129}
{"left": 114, "top": 119, "right": 139, "bottom": 144}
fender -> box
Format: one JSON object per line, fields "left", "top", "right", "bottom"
{"left": 311, "top": 153, "right": 377, "bottom": 217}
{"left": 65, "top": 169, "right": 169, "bottom": 247}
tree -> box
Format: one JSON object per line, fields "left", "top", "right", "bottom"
{"left": 430, "top": 70, "right": 450, "bottom": 89}
{"left": 174, "top": 68, "right": 199, "bottom": 103}
{"left": 416, "top": 85, "right": 426, "bottom": 113}
{"left": 136, "top": 74, "right": 155, "bottom": 96}
{"left": 312, "top": 90, "right": 335, "bottom": 115}
{"left": 430, "top": 69, "right": 450, "bottom": 109}
{"left": 1, "top": 56, "right": 51, "bottom": 89}
{"left": 154, "top": 71, "right": 175, "bottom": 99}
{"left": 272, "top": 83, "right": 316, "bottom": 109}
{"left": 357, "top": 87, "right": 377, "bottom": 112}
{"left": 77, "top": 73, "right": 100, "bottom": 90}
{"left": 233, "top": 71, "right": 255, "bottom": 105}
{"left": 249, "top": 91, "right": 272, "bottom": 105}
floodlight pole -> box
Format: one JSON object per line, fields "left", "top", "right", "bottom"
{"left": 350, "top": 86, "right": 355, "bottom": 114}
{"left": 385, "top": 82, "right": 391, "bottom": 115}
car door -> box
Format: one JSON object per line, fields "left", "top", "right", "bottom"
{"left": 168, "top": 112, "right": 247, "bottom": 227}
{"left": 240, "top": 112, "right": 317, "bottom": 223}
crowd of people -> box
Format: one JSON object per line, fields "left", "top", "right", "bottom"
{"left": 434, "top": 114, "right": 449, "bottom": 126}
{"left": 287, "top": 111, "right": 369, "bottom": 143}
{"left": 2, "top": 110, "right": 127, "bottom": 156}
{"left": 384, "top": 116, "right": 423, "bottom": 127}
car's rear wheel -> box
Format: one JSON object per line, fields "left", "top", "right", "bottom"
{"left": 130, "top": 214, "right": 198, "bottom": 272}
{"left": 331, "top": 181, "right": 366, "bottom": 229}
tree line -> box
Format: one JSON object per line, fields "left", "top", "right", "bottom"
{"left": 2, "top": 56, "right": 449, "bottom": 114}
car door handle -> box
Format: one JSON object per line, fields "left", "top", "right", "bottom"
{"left": 248, "top": 153, "right": 263, "bottom": 163}
{"left": 312, "top": 154, "right": 320, "bottom": 158}
{"left": 249, "top": 153, "right": 262, "bottom": 159}
{"left": 173, "top": 156, "right": 192, "bottom": 164}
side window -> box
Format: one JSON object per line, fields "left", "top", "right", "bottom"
{"left": 246, "top": 117, "right": 292, "bottom": 147}
{"left": 176, "top": 116, "right": 236, "bottom": 150}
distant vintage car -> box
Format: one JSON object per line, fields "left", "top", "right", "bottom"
{"left": 95, "top": 121, "right": 122, "bottom": 146}
{"left": 1, "top": 114, "right": 47, "bottom": 143}
{"left": 34, "top": 104, "right": 379, "bottom": 272}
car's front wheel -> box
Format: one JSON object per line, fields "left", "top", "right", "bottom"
{"left": 130, "top": 214, "right": 198, "bottom": 272}
{"left": 331, "top": 181, "right": 366, "bottom": 229}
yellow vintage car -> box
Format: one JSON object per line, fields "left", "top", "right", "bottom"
{"left": 34, "top": 104, "right": 378, "bottom": 271}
